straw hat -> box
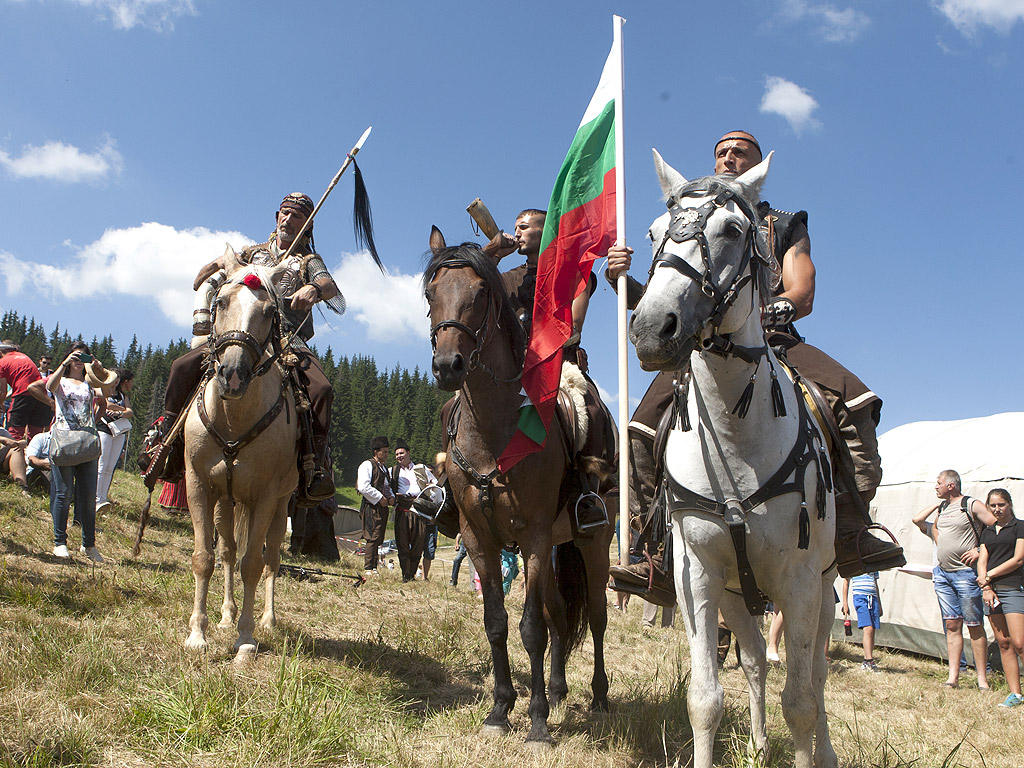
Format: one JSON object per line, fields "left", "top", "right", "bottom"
{"left": 85, "top": 360, "right": 119, "bottom": 396}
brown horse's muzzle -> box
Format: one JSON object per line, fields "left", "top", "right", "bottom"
{"left": 432, "top": 347, "right": 468, "bottom": 392}
{"left": 216, "top": 352, "right": 254, "bottom": 399}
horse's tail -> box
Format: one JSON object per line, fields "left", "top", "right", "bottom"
{"left": 234, "top": 503, "right": 251, "bottom": 564}
{"left": 555, "top": 541, "right": 589, "bottom": 657}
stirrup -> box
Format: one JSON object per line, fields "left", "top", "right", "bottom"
{"left": 411, "top": 483, "right": 447, "bottom": 524}
{"left": 573, "top": 491, "right": 608, "bottom": 532}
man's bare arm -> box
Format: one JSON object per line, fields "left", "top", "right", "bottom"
{"left": 193, "top": 256, "right": 226, "bottom": 291}
{"left": 778, "top": 222, "right": 814, "bottom": 320}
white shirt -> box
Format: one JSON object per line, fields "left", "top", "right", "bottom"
{"left": 357, "top": 459, "right": 393, "bottom": 505}
{"left": 394, "top": 462, "right": 437, "bottom": 497}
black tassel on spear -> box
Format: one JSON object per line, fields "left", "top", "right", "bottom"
{"left": 279, "top": 125, "right": 385, "bottom": 274}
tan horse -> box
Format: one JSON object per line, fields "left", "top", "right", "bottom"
{"left": 183, "top": 247, "right": 299, "bottom": 663}
{"left": 424, "top": 229, "right": 616, "bottom": 745}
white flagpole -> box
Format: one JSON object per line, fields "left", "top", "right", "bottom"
{"left": 612, "top": 14, "right": 630, "bottom": 567}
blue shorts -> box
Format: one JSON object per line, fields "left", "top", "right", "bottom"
{"left": 423, "top": 526, "right": 437, "bottom": 560}
{"left": 986, "top": 584, "right": 1024, "bottom": 617}
{"left": 933, "top": 566, "right": 984, "bottom": 626}
{"left": 853, "top": 594, "right": 881, "bottom": 629}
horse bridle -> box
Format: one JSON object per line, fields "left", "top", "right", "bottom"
{"left": 650, "top": 181, "right": 768, "bottom": 335}
{"left": 428, "top": 256, "right": 520, "bottom": 385}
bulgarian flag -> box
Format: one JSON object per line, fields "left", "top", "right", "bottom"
{"left": 497, "top": 28, "right": 622, "bottom": 473}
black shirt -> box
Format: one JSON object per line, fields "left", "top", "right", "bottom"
{"left": 980, "top": 517, "right": 1024, "bottom": 590}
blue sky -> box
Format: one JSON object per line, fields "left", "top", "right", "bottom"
{"left": 2, "top": 0, "right": 1022, "bottom": 433}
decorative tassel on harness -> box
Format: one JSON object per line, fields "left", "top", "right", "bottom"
{"left": 732, "top": 372, "right": 757, "bottom": 418}
{"left": 798, "top": 502, "right": 810, "bottom": 549}
{"left": 769, "top": 365, "right": 787, "bottom": 418}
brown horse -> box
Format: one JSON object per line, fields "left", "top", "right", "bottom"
{"left": 183, "top": 247, "right": 299, "bottom": 663}
{"left": 424, "top": 228, "right": 615, "bottom": 745}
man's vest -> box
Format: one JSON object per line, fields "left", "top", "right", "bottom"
{"left": 756, "top": 202, "right": 808, "bottom": 299}
{"left": 360, "top": 460, "right": 391, "bottom": 516}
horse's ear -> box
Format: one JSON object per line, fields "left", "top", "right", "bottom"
{"left": 223, "top": 244, "right": 244, "bottom": 274}
{"left": 653, "top": 148, "right": 688, "bottom": 201}
{"left": 429, "top": 226, "right": 447, "bottom": 254}
{"left": 733, "top": 150, "right": 773, "bottom": 203}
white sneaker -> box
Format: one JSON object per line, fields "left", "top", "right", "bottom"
{"left": 53, "top": 544, "right": 70, "bottom": 559}
{"left": 80, "top": 546, "right": 104, "bottom": 563}
{"left": 95, "top": 500, "right": 112, "bottom": 514}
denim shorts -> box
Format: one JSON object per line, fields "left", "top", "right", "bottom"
{"left": 423, "top": 526, "right": 437, "bottom": 560}
{"left": 933, "top": 566, "right": 984, "bottom": 626}
{"left": 986, "top": 584, "right": 1024, "bottom": 617}
{"left": 853, "top": 594, "right": 881, "bottom": 629}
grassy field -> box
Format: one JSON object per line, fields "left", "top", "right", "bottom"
{"left": 0, "top": 473, "right": 1020, "bottom": 768}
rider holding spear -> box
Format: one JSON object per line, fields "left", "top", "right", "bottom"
{"left": 141, "top": 130, "right": 380, "bottom": 506}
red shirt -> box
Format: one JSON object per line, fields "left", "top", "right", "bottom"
{"left": 0, "top": 351, "right": 42, "bottom": 397}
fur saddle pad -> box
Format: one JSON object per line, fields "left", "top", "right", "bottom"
{"left": 556, "top": 361, "right": 589, "bottom": 456}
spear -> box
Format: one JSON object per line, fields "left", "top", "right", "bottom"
{"left": 280, "top": 125, "right": 383, "bottom": 272}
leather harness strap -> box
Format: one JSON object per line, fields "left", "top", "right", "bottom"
{"left": 196, "top": 372, "right": 289, "bottom": 506}
{"left": 664, "top": 380, "right": 830, "bottom": 615}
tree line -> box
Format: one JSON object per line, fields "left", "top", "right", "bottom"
{"left": 1, "top": 311, "right": 451, "bottom": 482}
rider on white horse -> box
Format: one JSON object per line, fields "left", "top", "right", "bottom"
{"left": 607, "top": 131, "right": 905, "bottom": 603}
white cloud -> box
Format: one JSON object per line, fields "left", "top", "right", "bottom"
{"left": 779, "top": 0, "right": 870, "bottom": 42}
{"left": 0, "top": 137, "right": 123, "bottom": 183}
{"left": 0, "top": 223, "right": 250, "bottom": 325}
{"left": 935, "top": 0, "right": 1024, "bottom": 34}
{"left": 69, "top": 0, "right": 196, "bottom": 31}
{"left": 759, "top": 76, "right": 822, "bottom": 134}
{"left": 331, "top": 252, "right": 429, "bottom": 343}
{"left": 1, "top": 225, "right": 431, "bottom": 345}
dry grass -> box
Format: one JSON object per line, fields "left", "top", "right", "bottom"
{"left": 0, "top": 473, "right": 1020, "bottom": 768}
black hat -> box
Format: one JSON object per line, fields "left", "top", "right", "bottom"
{"left": 370, "top": 436, "right": 389, "bottom": 451}
{"left": 394, "top": 439, "right": 410, "bottom": 451}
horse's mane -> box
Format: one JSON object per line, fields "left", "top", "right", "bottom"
{"left": 422, "top": 242, "right": 527, "bottom": 366}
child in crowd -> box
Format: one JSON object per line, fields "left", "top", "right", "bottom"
{"left": 843, "top": 572, "right": 882, "bottom": 672}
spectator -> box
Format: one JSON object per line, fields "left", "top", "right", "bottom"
{"left": 0, "top": 340, "right": 53, "bottom": 441}
{"left": 24, "top": 430, "right": 51, "bottom": 493}
{"left": 642, "top": 599, "right": 675, "bottom": 629}
{"left": 37, "top": 354, "right": 53, "bottom": 378}
{"left": 766, "top": 608, "right": 784, "bottom": 663}
{"left": 450, "top": 532, "right": 468, "bottom": 587}
{"left": 95, "top": 368, "right": 133, "bottom": 513}
{"left": 0, "top": 426, "right": 30, "bottom": 494}
{"left": 46, "top": 343, "right": 112, "bottom": 562}
{"left": 976, "top": 488, "right": 1024, "bottom": 708}
{"left": 357, "top": 436, "right": 394, "bottom": 574}
{"left": 913, "top": 469, "right": 995, "bottom": 688}
{"left": 389, "top": 439, "right": 436, "bottom": 582}
{"left": 842, "top": 572, "right": 882, "bottom": 672}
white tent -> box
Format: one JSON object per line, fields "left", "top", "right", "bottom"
{"left": 834, "top": 412, "right": 1024, "bottom": 663}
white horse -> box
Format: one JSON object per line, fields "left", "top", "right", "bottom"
{"left": 183, "top": 248, "right": 299, "bottom": 663}
{"left": 629, "top": 152, "right": 838, "bottom": 768}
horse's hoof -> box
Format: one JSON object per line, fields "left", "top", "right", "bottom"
{"left": 590, "top": 698, "right": 610, "bottom": 713}
{"left": 217, "top": 619, "right": 234, "bottom": 629}
{"left": 259, "top": 614, "right": 276, "bottom": 631}
{"left": 184, "top": 633, "right": 208, "bottom": 652}
{"left": 233, "top": 644, "right": 257, "bottom": 664}
{"left": 525, "top": 731, "right": 554, "bottom": 749}
{"left": 480, "top": 723, "right": 509, "bottom": 739}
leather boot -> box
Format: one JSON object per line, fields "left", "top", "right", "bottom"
{"left": 139, "top": 412, "right": 182, "bottom": 492}
{"left": 609, "top": 544, "right": 676, "bottom": 607}
{"left": 834, "top": 491, "right": 905, "bottom": 578}
{"left": 296, "top": 436, "right": 335, "bottom": 507}
{"left": 427, "top": 476, "right": 460, "bottom": 539}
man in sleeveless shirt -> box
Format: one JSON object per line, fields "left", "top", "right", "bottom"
{"left": 606, "top": 131, "right": 905, "bottom": 603}
{"left": 142, "top": 193, "right": 342, "bottom": 504}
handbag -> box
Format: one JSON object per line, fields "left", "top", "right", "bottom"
{"left": 107, "top": 417, "right": 133, "bottom": 436}
{"left": 49, "top": 383, "right": 102, "bottom": 466}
